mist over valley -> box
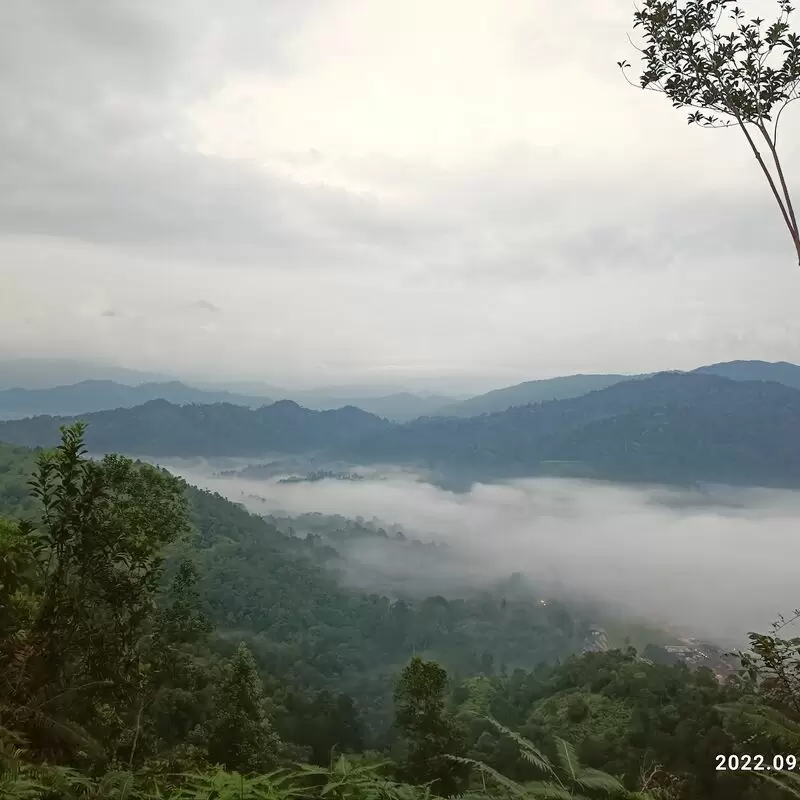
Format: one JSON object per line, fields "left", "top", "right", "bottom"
{"left": 3, "top": 0, "right": 800, "bottom": 790}
{"left": 156, "top": 458, "right": 800, "bottom": 647}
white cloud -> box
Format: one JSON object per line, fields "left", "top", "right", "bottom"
{"left": 1, "top": 0, "right": 799, "bottom": 387}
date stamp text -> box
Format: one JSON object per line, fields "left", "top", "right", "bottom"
{"left": 715, "top": 754, "right": 798, "bottom": 771}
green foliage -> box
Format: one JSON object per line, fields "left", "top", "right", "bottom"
{"left": 0, "top": 443, "right": 38, "bottom": 519}
{"left": 205, "top": 643, "right": 280, "bottom": 775}
{"left": 185, "top": 495, "right": 584, "bottom": 739}
{"left": 3, "top": 421, "right": 799, "bottom": 799}
{"left": 0, "top": 423, "right": 191, "bottom": 763}
{"left": 393, "top": 659, "right": 468, "bottom": 797}
{"left": 450, "top": 717, "right": 635, "bottom": 799}
{"left": 623, "top": 0, "right": 799, "bottom": 126}
{"left": 718, "top": 617, "right": 800, "bottom": 797}
{"left": 460, "top": 651, "right": 775, "bottom": 797}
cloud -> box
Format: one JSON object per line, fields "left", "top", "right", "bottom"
{"left": 1, "top": 0, "right": 799, "bottom": 386}
{"left": 187, "top": 300, "right": 221, "bottom": 313}
{"left": 172, "top": 467, "right": 800, "bottom": 645}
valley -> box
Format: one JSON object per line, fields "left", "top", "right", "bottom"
{"left": 3, "top": 0, "right": 800, "bottom": 793}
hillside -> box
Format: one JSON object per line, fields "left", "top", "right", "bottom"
{"left": 349, "top": 371, "right": 800, "bottom": 486}
{"left": 0, "top": 414, "right": 790, "bottom": 799}
{"left": 0, "top": 434, "right": 585, "bottom": 740}
{"left": 6, "top": 360, "right": 797, "bottom": 424}
{"left": 297, "top": 391, "right": 456, "bottom": 421}
{"left": 0, "top": 377, "right": 453, "bottom": 423}
{"left": 2, "top": 372, "right": 799, "bottom": 488}
{"left": 435, "top": 360, "right": 800, "bottom": 418}
{"left": 694, "top": 359, "right": 800, "bottom": 389}
{"left": 431, "top": 373, "right": 634, "bottom": 417}
{"left": 0, "top": 379, "right": 272, "bottom": 417}
{"left": 0, "top": 398, "right": 393, "bottom": 456}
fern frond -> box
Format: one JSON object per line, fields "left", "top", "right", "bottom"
{"left": 757, "top": 771, "right": 800, "bottom": 798}
{"left": 479, "top": 717, "right": 557, "bottom": 778}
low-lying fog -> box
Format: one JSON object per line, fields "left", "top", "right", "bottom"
{"left": 164, "top": 459, "right": 800, "bottom": 646}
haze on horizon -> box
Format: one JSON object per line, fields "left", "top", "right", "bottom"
{"left": 2, "top": 1, "right": 800, "bottom": 391}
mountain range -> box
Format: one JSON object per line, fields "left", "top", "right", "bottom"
{"left": 2, "top": 358, "right": 799, "bottom": 422}
{"left": 0, "top": 361, "right": 456, "bottom": 422}
{"left": 2, "top": 370, "right": 799, "bottom": 489}
{"left": 0, "top": 380, "right": 272, "bottom": 419}
{"left": 0, "top": 381, "right": 454, "bottom": 423}
{"left": 432, "top": 360, "right": 800, "bottom": 417}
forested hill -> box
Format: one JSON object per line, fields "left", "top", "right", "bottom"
{"left": 0, "top": 397, "right": 393, "bottom": 455}
{"left": 694, "top": 359, "right": 800, "bottom": 389}
{"left": 0, "top": 432, "right": 587, "bottom": 747}
{"left": 0, "top": 377, "right": 453, "bottom": 422}
{"left": 2, "top": 425, "right": 799, "bottom": 799}
{"left": 2, "top": 371, "right": 799, "bottom": 488}
{"left": 431, "top": 373, "right": 636, "bottom": 417}
{"left": 347, "top": 371, "right": 800, "bottom": 486}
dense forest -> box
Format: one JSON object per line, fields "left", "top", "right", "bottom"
{"left": 2, "top": 372, "right": 800, "bottom": 489}
{"left": 1, "top": 423, "right": 800, "bottom": 799}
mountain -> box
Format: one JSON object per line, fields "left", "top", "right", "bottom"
{"left": 0, "top": 434, "right": 585, "bottom": 742}
{"left": 0, "top": 398, "right": 392, "bottom": 456}
{"left": 0, "top": 377, "right": 453, "bottom": 423}
{"left": 346, "top": 371, "right": 800, "bottom": 486}
{"left": 433, "top": 360, "right": 800, "bottom": 418}
{"left": 2, "top": 372, "right": 799, "bottom": 488}
{"left": 432, "top": 373, "right": 638, "bottom": 417}
{"left": 296, "top": 391, "right": 456, "bottom": 422}
{"left": 0, "top": 379, "right": 271, "bottom": 418}
{"left": 367, "top": 372, "right": 800, "bottom": 486}
{"left": 0, "top": 357, "right": 172, "bottom": 389}
{"left": 693, "top": 359, "right": 800, "bottom": 389}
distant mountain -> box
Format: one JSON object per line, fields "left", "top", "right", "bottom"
{"left": 296, "top": 392, "right": 456, "bottom": 422}
{"left": 0, "top": 379, "right": 453, "bottom": 423}
{"left": 345, "top": 372, "right": 800, "bottom": 487}
{"left": 693, "top": 359, "right": 800, "bottom": 389}
{"left": 433, "top": 360, "right": 800, "bottom": 418}
{"left": 0, "top": 380, "right": 271, "bottom": 417}
{"left": 432, "top": 373, "right": 637, "bottom": 417}
{"left": 1, "top": 372, "right": 799, "bottom": 488}
{"left": 0, "top": 399, "right": 392, "bottom": 456}
{"left": 0, "top": 358, "right": 172, "bottom": 389}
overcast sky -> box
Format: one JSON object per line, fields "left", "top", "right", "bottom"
{"left": 2, "top": 0, "right": 799, "bottom": 390}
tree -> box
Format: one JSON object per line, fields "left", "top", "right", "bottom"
{"left": 206, "top": 642, "right": 280, "bottom": 774}
{"left": 393, "top": 657, "right": 468, "bottom": 797}
{"left": 120, "top": 559, "right": 213, "bottom": 768}
{"left": 0, "top": 422, "right": 190, "bottom": 762}
{"left": 619, "top": 0, "right": 800, "bottom": 265}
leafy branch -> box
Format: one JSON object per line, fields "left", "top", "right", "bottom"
{"left": 619, "top": 0, "right": 800, "bottom": 265}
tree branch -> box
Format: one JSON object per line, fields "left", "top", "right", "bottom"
{"left": 733, "top": 118, "right": 797, "bottom": 259}
{"left": 757, "top": 122, "right": 799, "bottom": 241}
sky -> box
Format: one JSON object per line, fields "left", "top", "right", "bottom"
{"left": 2, "top": 0, "right": 799, "bottom": 391}
{"left": 175, "top": 467, "right": 800, "bottom": 644}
